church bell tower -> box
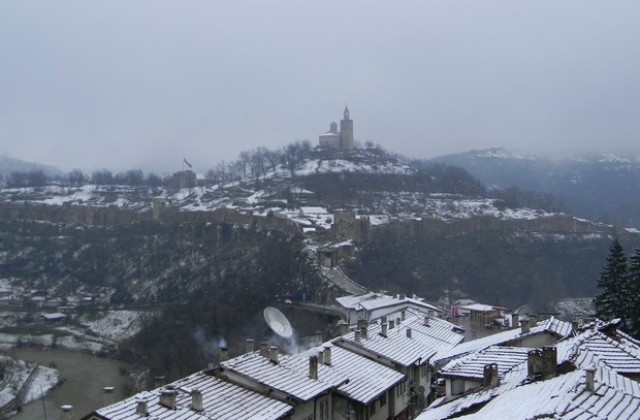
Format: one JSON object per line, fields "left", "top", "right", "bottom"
{"left": 339, "top": 106, "right": 354, "bottom": 149}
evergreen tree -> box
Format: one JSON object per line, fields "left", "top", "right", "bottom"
{"left": 595, "top": 239, "right": 629, "bottom": 324}
{"left": 626, "top": 248, "right": 640, "bottom": 338}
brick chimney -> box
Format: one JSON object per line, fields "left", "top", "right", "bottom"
{"left": 423, "top": 316, "right": 430, "bottom": 327}
{"left": 527, "top": 349, "right": 542, "bottom": 377}
{"left": 191, "top": 389, "right": 204, "bottom": 412}
{"left": 360, "top": 324, "right": 368, "bottom": 339}
{"left": 585, "top": 367, "right": 596, "bottom": 392}
{"left": 401, "top": 310, "right": 406, "bottom": 321}
{"left": 61, "top": 405, "right": 73, "bottom": 420}
{"left": 389, "top": 319, "right": 395, "bottom": 329}
{"left": 159, "top": 389, "right": 177, "bottom": 410}
{"left": 396, "top": 317, "right": 401, "bottom": 326}
{"left": 381, "top": 322, "right": 388, "bottom": 337}
{"left": 338, "top": 320, "right": 349, "bottom": 335}
{"left": 406, "top": 328, "right": 412, "bottom": 339}
{"left": 136, "top": 400, "right": 149, "bottom": 416}
{"left": 520, "top": 319, "right": 530, "bottom": 334}
{"left": 246, "top": 338, "right": 255, "bottom": 353}
{"left": 483, "top": 363, "right": 499, "bottom": 388}
{"left": 219, "top": 347, "right": 229, "bottom": 362}
{"left": 323, "top": 346, "right": 332, "bottom": 366}
{"left": 269, "top": 346, "right": 279, "bottom": 364}
{"left": 511, "top": 313, "right": 519, "bottom": 329}
{"left": 355, "top": 329, "right": 361, "bottom": 343}
{"left": 309, "top": 355, "right": 318, "bottom": 379}
{"left": 260, "top": 341, "right": 269, "bottom": 358}
{"left": 541, "top": 347, "right": 557, "bottom": 379}
{"left": 155, "top": 376, "right": 166, "bottom": 388}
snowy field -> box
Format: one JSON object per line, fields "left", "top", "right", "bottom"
{"left": 81, "top": 310, "right": 146, "bottom": 343}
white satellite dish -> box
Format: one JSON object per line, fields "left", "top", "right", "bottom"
{"left": 264, "top": 307, "right": 293, "bottom": 338}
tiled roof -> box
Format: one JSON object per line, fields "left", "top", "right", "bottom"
{"left": 220, "top": 351, "right": 343, "bottom": 402}
{"left": 359, "top": 295, "right": 440, "bottom": 313}
{"left": 335, "top": 292, "right": 379, "bottom": 309}
{"left": 335, "top": 292, "right": 441, "bottom": 315}
{"left": 421, "top": 364, "right": 640, "bottom": 420}
{"left": 435, "top": 317, "right": 573, "bottom": 365}
{"left": 335, "top": 314, "right": 464, "bottom": 367}
{"left": 421, "top": 325, "right": 640, "bottom": 420}
{"left": 440, "top": 346, "right": 531, "bottom": 380}
{"left": 458, "top": 303, "right": 498, "bottom": 312}
{"left": 284, "top": 344, "right": 405, "bottom": 404}
{"left": 454, "top": 367, "right": 640, "bottom": 420}
{"left": 559, "top": 328, "right": 640, "bottom": 375}
{"left": 420, "top": 360, "right": 530, "bottom": 420}
{"left": 92, "top": 370, "right": 293, "bottom": 420}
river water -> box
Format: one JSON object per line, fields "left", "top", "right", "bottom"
{"left": 10, "top": 348, "right": 130, "bottom": 420}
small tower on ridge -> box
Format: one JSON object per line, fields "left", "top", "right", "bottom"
{"left": 339, "top": 105, "right": 354, "bottom": 150}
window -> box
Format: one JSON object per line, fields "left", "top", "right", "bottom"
{"left": 379, "top": 392, "right": 387, "bottom": 407}
{"left": 369, "top": 401, "right": 376, "bottom": 416}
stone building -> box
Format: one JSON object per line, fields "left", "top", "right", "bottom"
{"left": 319, "top": 106, "right": 354, "bottom": 150}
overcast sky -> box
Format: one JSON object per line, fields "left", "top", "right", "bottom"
{"left": 1, "top": 1, "right": 639, "bottom": 173}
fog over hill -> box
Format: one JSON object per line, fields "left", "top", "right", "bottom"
{"left": 431, "top": 148, "right": 640, "bottom": 228}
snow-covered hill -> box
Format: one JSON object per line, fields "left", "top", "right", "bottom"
{"left": 432, "top": 148, "right": 640, "bottom": 228}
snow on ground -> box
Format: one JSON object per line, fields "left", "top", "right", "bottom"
{"left": 474, "top": 149, "right": 537, "bottom": 160}
{"left": 81, "top": 310, "right": 146, "bottom": 343}
{"left": 55, "top": 336, "right": 104, "bottom": 353}
{"left": 279, "top": 207, "right": 334, "bottom": 230}
{"left": 360, "top": 192, "right": 555, "bottom": 222}
{"left": 22, "top": 365, "right": 58, "bottom": 403}
{"left": 0, "top": 358, "right": 58, "bottom": 408}
{"left": 296, "top": 159, "right": 412, "bottom": 176}
{"left": 0, "top": 160, "right": 614, "bottom": 231}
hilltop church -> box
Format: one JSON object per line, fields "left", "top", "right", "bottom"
{"left": 318, "top": 106, "right": 354, "bottom": 150}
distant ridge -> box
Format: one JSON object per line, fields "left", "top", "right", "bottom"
{"left": 0, "top": 155, "right": 62, "bottom": 178}
{"left": 431, "top": 148, "right": 640, "bottom": 228}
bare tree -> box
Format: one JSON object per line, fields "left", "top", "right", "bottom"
{"left": 67, "top": 169, "right": 86, "bottom": 187}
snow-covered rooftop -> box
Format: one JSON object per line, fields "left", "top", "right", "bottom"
{"left": 336, "top": 292, "right": 442, "bottom": 318}
{"left": 440, "top": 346, "right": 531, "bottom": 380}
{"left": 453, "top": 367, "right": 640, "bottom": 420}
{"left": 220, "top": 351, "right": 344, "bottom": 402}
{"left": 435, "top": 317, "right": 573, "bottom": 365}
{"left": 283, "top": 344, "right": 405, "bottom": 404}
{"left": 458, "top": 303, "right": 501, "bottom": 313}
{"left": 335, "top": 313, "right": 464, "bottom": 367}
{"left": 93, "top": 370, "right": 293, "bottom": 420}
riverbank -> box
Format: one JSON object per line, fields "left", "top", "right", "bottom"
{"left": 11, "top": 348, "right": 130, "bottom": 420}
{"left": 0, "top": 354, "right": 59, "bottom": 418}
{"left": 0, "top": 309, "right": 146, "bottom": 418}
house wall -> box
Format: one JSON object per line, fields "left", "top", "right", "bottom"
{"left": 315, "top": 395, "right": 331, "bottom": 420}
{"left": 290, "top": 400, "right": 315, "bottom": 420}
{"left": 444, "top": 377, "right": 482, "bottom": 399}
{"left": 392, "top": 381, "right": 408, "bottom": 417}
{"left": 319, "top": 133, "right": 340, "bottom": 149}
{"left": 508, "top": 333, "right": 558, "bottom": 348}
